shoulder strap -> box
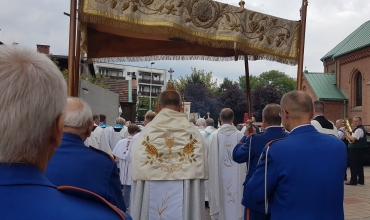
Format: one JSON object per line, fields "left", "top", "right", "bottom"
{"left": 89, "top": 145, "right": 114, "bottom": 162}
{"left": 263, "top": 137, "right": 286, "bottom": 215}
{"left": 58, "top": 186, "right": 126, "bottom": 220}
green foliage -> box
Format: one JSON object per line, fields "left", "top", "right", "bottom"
{"left": 238, "top": 75, "right": 259, "bottom": 91}
{"left": 87, "top": 74, "right": 110, "bottom": 89}
{"left": 238, "top": 70, "right": 296, "bottom": 94}
{"left": 136, "top": 96, "right": 156, "bottom": 121}
{"left": 49, "top": 55, "right": 68, "bottom": 79}
{"left": 175, "top": 67, "right": 218, "bottom": 95}
{"left": 218, "top": 77, "right": 239, "bottom": 93}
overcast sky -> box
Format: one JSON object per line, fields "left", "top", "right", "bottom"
{"left": 1, "top": 0, "right": 369, "bottom": 84}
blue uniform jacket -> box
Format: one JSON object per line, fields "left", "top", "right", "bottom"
{"left": 46, "top": 132, "right": 126, "bottom": 211}
{"left": 246, "top": 125, "right": 347, "bottom": 220}
{"left": 233, "top": 126, "right": 287, "bottom": 213}
{"left": 0, "top": 163, "right": 131, "bottom": 220}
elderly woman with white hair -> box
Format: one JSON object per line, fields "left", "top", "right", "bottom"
{"left": 0, "top": 45, "right": 129, "bottom": 219}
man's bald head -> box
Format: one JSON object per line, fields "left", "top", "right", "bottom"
{"left": 63, "top": 97, "right": 93, "bottom": 140}
{"left": 280, "top": 91, "right": 313, "bottom": 131}
{"left": 281, "top": 91, "right": 313, "bottom": 119}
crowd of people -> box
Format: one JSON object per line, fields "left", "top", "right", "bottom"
{"left": 0, "top": 45, "right": 367, "bottom": 220}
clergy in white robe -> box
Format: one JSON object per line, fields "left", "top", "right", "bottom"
{"left": 85, "top": 123, "right": 112, "bottom": 154}
{"left": 104, "top": 126, "right": 119, "bottom": 151}
{"left": 206, "top": 108, "right": 245, "bottom": 220}
{"left": 196, "top": 118, "right": 206, "bottom": 137}
{"left": 130, "top": 91, "right": 208, "bottom": 220}
{"left": 204, "top": 118, "right": 217, "bottom": 139}
{"left": 113, "top": 124, "right": 141, "bottom": 211}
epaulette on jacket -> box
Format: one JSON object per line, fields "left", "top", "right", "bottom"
{"left": 89, "top": 145, "right": 115, "bottom": 162}
{"left": 57, "top": 186, "right": 126, "bottom": 219}
{"left": 265, "top": 137, "right": 286, "bottom": 148}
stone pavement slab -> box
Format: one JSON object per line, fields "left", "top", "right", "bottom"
{"left": 344, "top": 166, "right": 370, "bottom": 220}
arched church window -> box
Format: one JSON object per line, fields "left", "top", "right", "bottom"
{"left": 355, "top": 72, "right": 362, "bottom": 107}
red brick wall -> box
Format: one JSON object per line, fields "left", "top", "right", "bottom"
{"left": 302, "top": 77, "right": 318, "bottom": 100}
{"left": 37, "top": 45, "right": 50, "bottom": 54}
{"left": 336, "top": 48, "right": 370, "bottom": 124}
{"left": 322, "top": 101, "right": 345, "bottom": 123}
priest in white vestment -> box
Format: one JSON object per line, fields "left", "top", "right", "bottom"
{"left": 113, "top": 124, "right": 141, "bottom": 211}
{"left": 206, "top": 108, "right": 245, "bottom": 220}
{"left": 131, "top": 90, "right": 209, "bottom": 220}
{"left": 85, "top": 120, "right": 112, "bottom": 154}
{"left": 196, "top": 118, "right": 206, "bottom": 137}
{"left": 204, "top": 118, "right": 217, "bottom": 139}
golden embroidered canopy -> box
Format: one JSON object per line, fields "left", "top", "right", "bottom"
{"left": 78, "top": 0, "right": 301, "bottom": 65}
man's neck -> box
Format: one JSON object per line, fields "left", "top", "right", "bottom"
{"left": 63, "top": 128, "right": 87, "bottom": 141}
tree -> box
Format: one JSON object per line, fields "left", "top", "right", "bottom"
{"left": 183, "top": 81, "right": 218, "bottom": 120}
{"left": 136, "top": 96, "right": 157, "bottom": 121}
{"left": 216, "top": 84, "right": 248, "bottom": 125}
{"left": 238, "top": 70, "right": 296, "bottom": 94}
{"left": 175, "top": 67, "right": 218, "bottom": 95}
{"left": 251, "top": 85, "right": 283, "bottom": 122}
{"left": 238, "top": 75, "right": 259, "bottom": 91}
{"left": 218, "top": 77, "right": 239, "bottom": 93}
{"left": 49, "top": 55, "right": 68, "bottom": 79}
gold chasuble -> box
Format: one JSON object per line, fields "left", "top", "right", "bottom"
{"left": 131, "top": 108, "right": 209, "bottom": 181}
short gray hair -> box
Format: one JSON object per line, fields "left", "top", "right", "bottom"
{"left": 116, "top": 117, "right": 125, "bottom": 125}
{"left": 64, "top": 97, "right": 93, "bottom": 129}
{"left": 0, "top": 46, "right": 67, "bottom": 163}
{"left": 196, "top": 118, "right": 206, "bottom": 126}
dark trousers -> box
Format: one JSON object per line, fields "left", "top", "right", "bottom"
{"left": 349, "top": 148, "right": 366, "bottom": 183}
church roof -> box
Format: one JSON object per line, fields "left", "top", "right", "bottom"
{"left": 303, "top": 71, "right": 348, "bottom": 101}
{"left": 321, "top": 20, "right": 370, "bottom": 61}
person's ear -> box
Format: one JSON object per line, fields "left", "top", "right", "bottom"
{"left": 49, "top": 114, "right": 65, "bottom": 149}
{"left": 86, "top": 121, "right": 94, "bottom": 138}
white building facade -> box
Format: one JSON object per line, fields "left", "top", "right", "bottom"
{"left": 94, "top": 62, "right": 167, "bottom": 103}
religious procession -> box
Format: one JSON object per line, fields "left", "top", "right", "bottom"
{"left": 1, "top": 0, "right": 370, "bottom": 219}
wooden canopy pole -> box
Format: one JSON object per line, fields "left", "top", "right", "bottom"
{"left": 244, "top": 56, "right": 253, "bottom": 134}
{"left": 74, "top": 24, "right": 81, "bottom": 97}
{"left": 296, "top": 0, "right": 308, "bottom": 90}
{"left": 67, "top": 0, "right": 77, "bottom": 96}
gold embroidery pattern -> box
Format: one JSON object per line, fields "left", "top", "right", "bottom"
{"left": 226, "top": 179, "right": 236, "bottom": 204}
{"left": 94, "top": 0, "right": 293, "bottom": 48}
{"left": 223, "top": 141, "right": 234, "bottom": 167}
{"left": 157, "top": 192, "right": 169, "bottom": 220}
{"left": 80, "top": 0, "right": 300, "bottom": 64}
{"left": 142, "top": 133, "right": 198, "bottom": 173}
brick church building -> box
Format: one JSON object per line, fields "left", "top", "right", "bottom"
{"left": 302, "top": 20, "right": 370, "bottom": 125}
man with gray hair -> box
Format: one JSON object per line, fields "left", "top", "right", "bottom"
{"left": 114, "top": 117, "right": 129, "bottom": 140}
{"left": 204, "top": 118, "right": 216, "bottom": 139}
{"left": 0, "top": 45, "right": 128, "bottom": 219}
{"left": 196, "top": 118, "right": 206, "bottom": 137}
{"left": 46, "top": 97, "right": 126, "bottom": 212}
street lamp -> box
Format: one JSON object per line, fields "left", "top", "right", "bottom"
{"left": 149, "top": 62, "right": 155, "bottom": 110}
